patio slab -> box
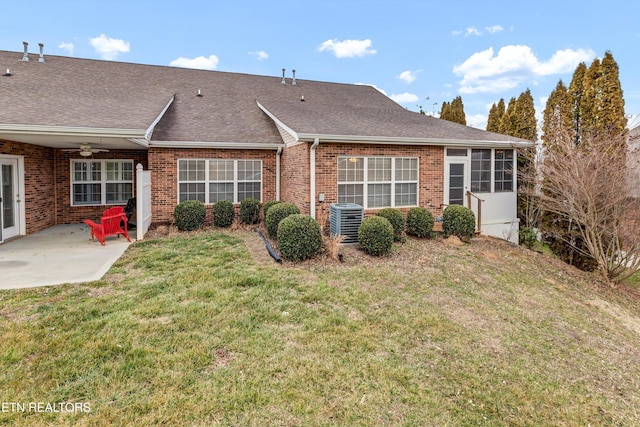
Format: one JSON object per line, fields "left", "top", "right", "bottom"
{"left": 0, "top": 224, "right": 134, "bottom": 290}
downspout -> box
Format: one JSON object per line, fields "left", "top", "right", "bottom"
{"left": 275, "top": 147, "right": 282, "bottom": 201}
{"left": 310, "top": 137, "right": 320, "bottom": 219}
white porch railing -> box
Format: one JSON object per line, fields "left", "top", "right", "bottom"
{"left": 136, "top": 163, "right": 152, "bottom": 240}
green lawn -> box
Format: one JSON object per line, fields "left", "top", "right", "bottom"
{"left": 1, "top": 229, "right": 639, "bottom": 426}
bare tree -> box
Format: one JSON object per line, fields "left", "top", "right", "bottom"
{"left": 537, "top": 129, "right": 640, "bottom": 284}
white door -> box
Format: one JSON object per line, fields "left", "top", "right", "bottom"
{"left": 445, "top": 161, "right": 468, "bottom": 207}
{"left": 0, "top": 158, "right": 21, "bottom": 241}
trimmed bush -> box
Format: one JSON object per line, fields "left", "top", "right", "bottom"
{"left": 213, "top": 200, "right": 234, "bottom": 228}
{"left": 266, "top": 202, "right": 300, "bottom": 238}
{"left": 173, "top": 200, "right": 206, "bottom": 231}
{"left": 358, "top": 216, "right": 394, "bottom": 256}
{"left": 277, "top": 214, "right": 322, "bottom": 261}
{"left": 519, "top": 226, "right": 537, "bottom": 249}
{"left": 406, "top": 207, "right": 434, "bottom": 238}
{"left": 240, "top": 198, "right": 261, "bottom": 224}
{"left": 442, "top": 205, "right": 476, "bottom": 242}
{"left": 375, "top": 208, "right": 406, "bottom": 241}
{"left": 262, "top": 200, "right": 281, "bottom": 219}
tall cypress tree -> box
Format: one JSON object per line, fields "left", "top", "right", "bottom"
{"left": 568, "top": 62, "right": 587, "bottom": 145}
{"left": 499, "top": 97, "right": 517, "bottom": 136}
{"left": 513, "top": 89, "right": 537, "bottom": 142}
{"left": 598, "top": 51, "right": 627, "bottom": 139}
{"left": 581, "top": 58, "right": 602, "bottom": 137}
{"left": 542, "top": 80, "right": 572, "bottom": 150}
{"left": 450, "top": 96, "right": 467, "bottom": 125}
{"left": 486, "top": 98, "right": 505, "bottom": 133}
{"left": 439, "top": 101, "right": 451, "bottom": 121}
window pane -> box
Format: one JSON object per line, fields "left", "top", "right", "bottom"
{"left": 238, "top": 160, "right": 261, "bottom": 181}
{"left": 73, "top": 183, "right": 101, "bottom": 205}
{"left": 395, "top": 158, "right": 417, "bottom": 181}
{"left": 395, "top": 183, "right": 417, "bottom": 207}
{"left": 238, "top": 182, "right": 261, "bottom": 201}
{"left": 179, "top": 160, "right": 205, "bottom": 181}
{"left": 367, "top": 183, "right": 391, "bottom": 208}
{"left": 495, "top": 149, "right": 514, "bottom": 192}
{"left": 179, "top": 183, "right": 205, "bottom": 203}
{"left": 91, "top": 162, "right": 101, "bottom": 181}
{"left": 106, "top": 183, "right": 133, "bottom": 203}
{"left": 338, "top": 183, "right": 364, "bottom": 205}
{"left": 210, "top": 182, "right": 234, "bottom": 203}
{"left": 446, "top": 148, "right": 468, "bottom": 156}
{"left": 338, "top": 158, "right": 364, "bottom": 182}
{"left": 210, "top": 160, "right": 234, "bottom": 181}
{"left": 367, "top": 158, "right": 391, "bottom": 182}
{"left": 471, "top": 149, "right": 491, "bottom": 193}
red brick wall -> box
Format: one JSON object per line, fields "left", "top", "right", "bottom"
{"left": 314, "top": 143, "right": 445, "bottom": 227}
{"left": 148, "top": 148, "right": 278, "bottom": 224}
{"left": 1, "top": 139, "right": 55, "bottom": 234}
{"left": 280, "top": 143, "right": 310, "bottom": 213}
{"left": 53, "top": 149, "right": 148, "bottom": 224}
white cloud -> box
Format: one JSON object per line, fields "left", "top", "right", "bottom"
{"left": 397, "top": 70, "right": 421, "bottom": 84}
{"left": 390, "top": 92, "right": 419, "bottom": 104}
{"left": 58, "top": 42, "right": 74, "bottom": 56}
{"left": 89, "top": 34, "right": 130, "bottom": 60}
{"left": 453, "top": 45, "right": 596, "bottom": 94}
{"left": 169, "top": 55, "right": 219, "bottom": 70}
{"left": 249, "top": 50, "right": 269, "bottom": 61}
{"left": 451, "top": 30, "right": 463, "bottom": 36}
{"left": 467, "top": 113, "right": 487, "bottom": 129}
{"left": 485, "top": 25, "right": 504, "bottom": 34}
{"left": 318, "top": 38, "right": 376, "bottom": 58}
{"left": 465, "top": 27, "right": 482, "bottom": 36}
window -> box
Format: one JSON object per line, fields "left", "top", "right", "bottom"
{"left": 178, "top": 159, "right": 262, "bottom": 204}
{"left": 471, "top": 149, "right": 491, "bottom": 192}
{"left": 494, "top": 149, "right": 514, "bottom": 192}
{"left": 338, "top": 157, "right": 418, "bottom": 209}
{"left": 71, "top": 160, "right": 133, "bottom": 206}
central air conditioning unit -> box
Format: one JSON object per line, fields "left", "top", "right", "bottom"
{"left": 329, "top": 203, "right": 364, "bottom": 244}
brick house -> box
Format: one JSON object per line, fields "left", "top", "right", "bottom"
{"left": 0, "top": 45, "right": 532, "bottom": 244}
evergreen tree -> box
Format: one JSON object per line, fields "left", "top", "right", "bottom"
{"left": 568, "top": 62, "right": 587, "bottom": 145}
{"left": 439, "top": 96, "right": 466, "bottom": 125}
{"left": 581, "top": 58, "right": 601, "bottom": 137}
{"left": 499, "top": 97, "right": 517, "bottom": 135}
{"left": 596, "top": 51, "right": 627, "bottom": 139}
{"left": 486, "top": 98, "right": 505, "bottom": 133}
{"left": 542, "top": 80, "right": 572, "bottom": 150}
{"left": 513, "top": 89, "right": 537, "bottom": 142}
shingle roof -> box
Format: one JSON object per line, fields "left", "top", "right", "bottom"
{"left": 0, "top": 50, "right": 531, "bottom": 146}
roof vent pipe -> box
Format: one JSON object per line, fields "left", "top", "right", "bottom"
{"left": 38, "top": 43, "right": 45, "bottom": 62}
{"left": 281, "top": 68, "right": 286, "bottom": 84}
{"left": 292, "top": 69, "right": 297, "bottom": 86}
{"left": 21, "top": 41, "right": 29, "bottom": 61}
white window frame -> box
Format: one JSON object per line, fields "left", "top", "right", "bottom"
{"left": 494, "top": 149, "right": 515, "bottom": 192}
{"left": 70, "top": 159, "right": 134, "bottom": 206}
{"left": 444, "top": 148, "right": 516, "bottom": 196}
{"left": 177, "top": 159, "right": 263, "bottom": 204}
{"left": 337, "top": 156, "right": 419, "bottom": 209}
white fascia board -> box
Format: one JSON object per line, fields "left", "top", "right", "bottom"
{"left": 145, "top": 96, "right": 175, "bottom": 141}
{"left": 297, "top": 133, "right": 536, "bottom": 148}
{"left": 150, "top": 140, "right": 285, "bottom": 150}
{"left": 255, "top": 101, "right": 299, "bottom": 142}
{"left": 0, "top": 124, "right": 146, "bottom": 140}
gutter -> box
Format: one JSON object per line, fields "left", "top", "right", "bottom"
{"left": 276, "top": 146, "right": 282, "bottom": 201}
{"left": 310, "top": 137, "right": 320, "bottom": 219}
{"left": 149, "top": 141, "right": 285, "bottom": 150}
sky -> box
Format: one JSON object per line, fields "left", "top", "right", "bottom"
{"left": 1, "top": 0, "right": 639, "bottom": 133}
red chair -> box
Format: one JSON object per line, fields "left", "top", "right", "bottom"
{"left": 84, "top": 207, "right": 131, "bottom": 246}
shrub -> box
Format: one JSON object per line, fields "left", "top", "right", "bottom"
{"left": 277, "top": 215, "right": 322, "bottom": 261}
{"left": 375, "top": 208, "right": 406, "bottom": 241}
{"left": 173, "top": 200, "right": 207, "bottom": 231}
{"left": 442, "top": 205, "right": 476, "bottom": 242}
{"left": 406, "top": 207, "right": 434, "bottom": 238}
{"left": 266, "top": 202, "right": 300, "bottom": 238}
{"left": 358, "top": 216, "right": 394, "bottom": 256}
{"left": 519, "top": 226, "right": 537, "bottom": 249}
{"left": 262, "top": 200, "right": 281, "bottom": 220}
{"left": 240, "top": 198, "right": 261, "bottom": 224}
{"left": 213, "top": 200, "right": 234, "bottom": 228}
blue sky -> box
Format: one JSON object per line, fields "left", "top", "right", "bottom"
{"left": 1, "top": 0, "right": 639, "bottom": 132}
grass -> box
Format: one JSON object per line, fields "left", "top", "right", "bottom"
{"left": 1, "top": 229, "right": 640, "bottom": 426}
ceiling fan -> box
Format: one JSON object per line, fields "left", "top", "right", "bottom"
{"left": 62, "top": 144, "right": 109, "bottom": 157}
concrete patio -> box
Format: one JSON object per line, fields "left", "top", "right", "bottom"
{"left": 0, "top": 224, "right": 134, "bottom": 289}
